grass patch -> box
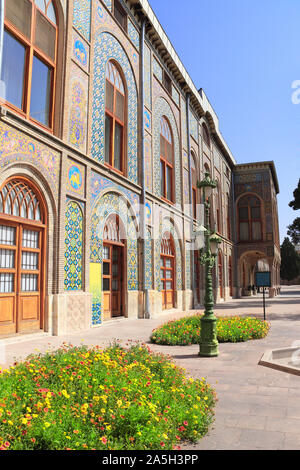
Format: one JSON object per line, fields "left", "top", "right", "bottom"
{"left": 150, "top": 315, "right": 270, "bottom": 346}
{"left": 0, "top": 343, "right": 216, "bottom": 450}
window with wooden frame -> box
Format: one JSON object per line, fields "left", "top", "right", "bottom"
{"left": 113, "top": 0, "right": 127, "bottom": 33}
{"left": 202, "top": 122, "right": 210, "bottom": 147}
{"left": 191, "top": 151, "right": 198, "bottom": 219}
{"left": 238, "top": 195, "right": 263, "bottom": 242}
{"left": 105, "top": 61, "right": 126, "bottom": 174}
{"left": 1, "top": 0, "right": 57, "bottom": 130}
{"left": 160, "top": 116, "right": 174, "bottom": 203}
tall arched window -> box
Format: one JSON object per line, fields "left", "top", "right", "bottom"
{"left": 227, "top": 194, "right": 231, "bottom": 240}
{"left": 105, "top": 61, "right": 126, "bottom": 174}
{"left": 1, "top": 0, "right": 57, "bottom": 129}
{"left": 191, "top": 152, "right": 197, "bottom": 219}
{"left": 202, "top": 122, "right": 210, "bottom": 147}
{"left": 215, "top": 179, "right": 221, "bottom": 234}
{"left": 238, "top": 195, "right": 262, "bottom": 242}
{"left": 160, "top": 117, "right": 174, "bottom": 202}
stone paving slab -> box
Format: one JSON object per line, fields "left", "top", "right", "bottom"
{"left": 1, "top": 285, "right": 300, "bottom": 450}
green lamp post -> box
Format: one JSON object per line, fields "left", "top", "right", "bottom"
{"left": 196, "top": 172, "right": 222, "bottom": 357}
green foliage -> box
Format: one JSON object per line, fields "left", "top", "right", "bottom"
{"left": 289, "top": 179, "right": 300, "bottom": 211}
{"left": 0, "top": 344, "right": 216, "bottom": 450}
{"left": 150, "top": 315, "right": 270, "bottom": 346}
{"left": 280, "top": 237, "right": 300, "bottom": 281}
{"left": 287, "top": 218, "right": 300, "bottom": 245}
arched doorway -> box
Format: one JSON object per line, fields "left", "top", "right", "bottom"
{"left": 161, "top": 232, "right": 175, "bottom": 309}
{"left": 102, "top": 214, "right": 125, "bottom": 320}
{"left": 0, "top": 177, "right": 47, "bottom": 336}
{"left": 218, "top": 252, "right": 224, "bottom": 299}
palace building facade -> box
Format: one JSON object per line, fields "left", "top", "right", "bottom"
{"left": 0, "top": 0, "right": 281, "bottom": 337}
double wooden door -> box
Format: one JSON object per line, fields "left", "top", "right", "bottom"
{"left": 102, "top": 242, "right": 124, "bottom": 320}
{"left": 161, "top": 235, "right": 175, "bottom": 310}
{"left": 0, "top": 222, "right": 44, "bottom": 335}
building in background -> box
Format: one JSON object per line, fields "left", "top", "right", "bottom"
{"left": 0, "top": 0, "right": 280, "bottom": 338}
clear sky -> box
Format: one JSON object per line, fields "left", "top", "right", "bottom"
{"left": 149, "top": 0, "right": 300, "bottom": 242}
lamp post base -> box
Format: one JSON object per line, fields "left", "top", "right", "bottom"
{"left": 198, "top": 342, "right": 219, "bottom": 357}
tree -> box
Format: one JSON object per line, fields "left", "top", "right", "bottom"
{"left": 289, "top": 179, "right": 300, "bottom": 210}
{"left": 287, "top": 217, "right": 300, "bottom": 245}
{"left": 280, "top": 237, "right": 300, "bottom": 282}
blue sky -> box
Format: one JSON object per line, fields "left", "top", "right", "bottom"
{"left": 149, "top": 0, "right": 300, "bottom": 242}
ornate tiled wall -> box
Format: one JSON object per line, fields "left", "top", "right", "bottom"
{"left": 153, "top": 97, "right": 181, "bottom": 204}
{"left": 128, "top": 19, "right": 140, "bottom": 50}
{"left": 66, "top": 159, "right": 85, "bottom": 198}
{"left": 91, "top": 31, "right": 138, "bottom": 184}
{"left": 68, "top": 63, "right": 88, "bottom": 152}
{"left": 64, "top": 200, "right": 84, "bottom": 291}
{"left": 145, "top": 227, "right": 153, "bottom": 290}
{"left": 73, "top": 0, "right": 91, "bottom": 41}
{"left": 144, "top": 44, "right": 152, "bottom": 110}
{"left": 145, "top": 133, "right": 152, "bottom": 192}
{"left": 0, "top": 122, "right": 60, "bottom": 198}
{"left": 189, "top": 111, "right": 198, "bottom": 143}
{"left": 72, "top": 30, "right": 90, "bottom": 72}
{"left": 90, "top": 171, "right": 139, "bottom": 324}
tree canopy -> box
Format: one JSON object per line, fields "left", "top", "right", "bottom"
{"left": 280, "top": 237, "right": 300, "bottom": 282}
{"left": 289, "top": 179, "right": 300, "bottom": 211}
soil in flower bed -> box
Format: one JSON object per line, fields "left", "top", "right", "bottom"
{"left": 0, "top": 343, "right": 216, "bottom": 450}
{"left": 150, "top": 315, "right": 270, "bottom": 346}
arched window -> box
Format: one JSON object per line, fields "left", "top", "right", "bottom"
{"left": 202, "top": 122, "right": 210, "bottom": 147}
{"left": 1, "top": 0, "right": 57, "bottom": 129}
{"left": 105, "top": 61, "right": 126, "bottom": 174}
{"left": 0, "top": 177, "right": 47, "bottom": 335}
{"left": 191, "top": 152, "right": 197, "bottom": 219}
{"left": 238, "top": 195, "right": 262, "bottom": 242}
{"left": 160, "top": 117, "right": 174, "bottom": 202}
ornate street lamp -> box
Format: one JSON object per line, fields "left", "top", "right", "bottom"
{"left": 196, "top": 172, "right": 222, "bottom": 357}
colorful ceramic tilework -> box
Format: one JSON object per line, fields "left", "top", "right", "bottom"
{"left": 128, "top": 19, "right": 140, "bottom": 49}
{"left": 181, "top": 97, "right": 187, "bottom": 151}
{"left": 90, "top": 189, "right": 139, "bottom": 324}
{"left": 145, "top": 227, "right": 153, "bottom": 290}
{"left": 189, "top": 111, "right": 198, "bottom": 143}
{"left": 92, "top": 32, "right": 138, "bottom": 184}
{"left": 95, "top": 6, "right": 139, "bottom": 77}
{"left": 102, "top": 0, "right": 112, "bottom": 11}
{"left": 64, "top": 200, "right": 83, "bottom": 291}
{"left": 144, "top": 44, "right": 152, "bottom": 110}
{"left": 0, "top": 122, "right": 60, "bottom": 198}
{"left": 72, "top": 30, "right": 89, "bottom": 71}
{"left": 90, "top": 263, "right": 102, "bottom": 325}
{"left": 185, "top": 246, "right": 191, "bottom": 289}
{"left": 73, "top": 0, "right": 91, "bottom": 41}
{"left": 145, "top": 134, "right": 152, "bottom": 193}
{"left": 153, "top": 57, "right": 163, "bottom": 82}
{"left": 172, "top": 85, "right": 180, "bottom": 107}
{"left": 67, "top": 159, "right": 85, "bottom": 197}
{"left": 68, "top": 63, "right": 88, "bottom": 152}
{"left": 144, "top": 108, "right": 151, "bottom": 131}
{"left": 153, "top": 97, "right": 181, "bottom": 204}
{"left": 90, "top": 171, "right": 139, "bottom": 211}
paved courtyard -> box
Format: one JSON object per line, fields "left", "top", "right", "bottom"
{"left": 1, "top": 285, "right": 300, "bottom": 450}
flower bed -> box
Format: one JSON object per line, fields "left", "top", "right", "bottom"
{"left": 150, "top": 315, "right": 270, "bottom": 346}
{"left": 0, "top": 343, "right": 216, "bottom": 450}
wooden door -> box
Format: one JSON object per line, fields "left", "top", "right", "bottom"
{"left": 161, "top": 234, "right": 175, "bottom": 310}
{"left": 102, "top": 243, "right": 124, "bottom": 320}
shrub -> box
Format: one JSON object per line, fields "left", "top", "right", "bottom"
{"left": 150, "top": 315, "right": 270, "bottom": 346}
{"left": 0, "top": 343, "right": 216, "bottom": 450}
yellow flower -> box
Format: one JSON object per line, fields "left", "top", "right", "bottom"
{"left": 44, "top": 422, "right": 51, "bottom": 428}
